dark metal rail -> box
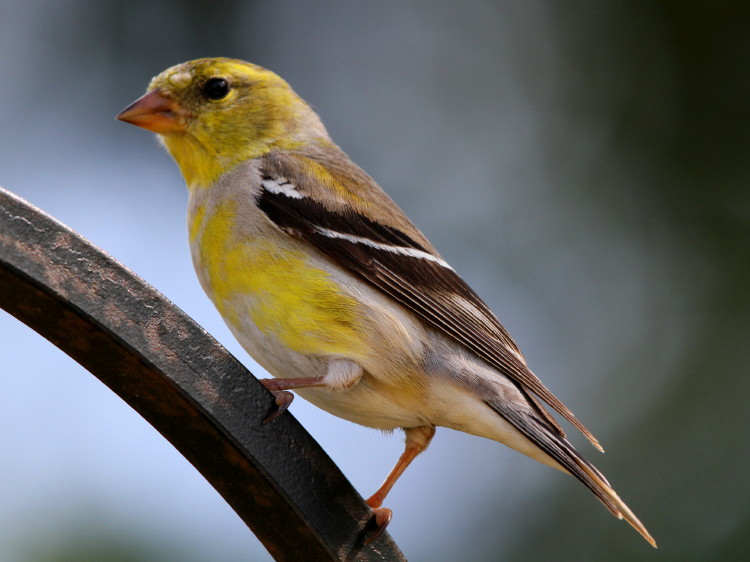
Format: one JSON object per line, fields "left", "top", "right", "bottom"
{"left": 0, "top": 186, "right": 405, "bottom": 562}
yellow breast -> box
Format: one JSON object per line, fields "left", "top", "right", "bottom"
{"left": 190, "top": 197, "right": 369, "bottom": 358}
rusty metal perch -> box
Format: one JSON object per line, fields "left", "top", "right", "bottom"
{"left": 0, "top": 186, "right": 405, "bottom": 562}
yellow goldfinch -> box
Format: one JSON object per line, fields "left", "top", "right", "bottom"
{"left": 117, "top": 57, "right": 655, "bottom": 547}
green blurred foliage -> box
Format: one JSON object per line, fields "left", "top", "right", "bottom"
{"left": 497, "top": 3, "right": 750, "bottom": 560}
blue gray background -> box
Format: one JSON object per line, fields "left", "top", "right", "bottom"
{"left": 1, "top": 2, "right": 748, "bottom": 560}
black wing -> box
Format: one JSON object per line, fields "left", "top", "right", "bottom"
{"left": 256, "top": 152, "right": 599, "bottom": 449}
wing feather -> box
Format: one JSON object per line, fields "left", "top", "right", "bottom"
{"left": 256, "top": 151, "right": 600, "bottom": 449}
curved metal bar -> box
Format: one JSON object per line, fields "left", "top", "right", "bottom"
{"left": 0, "top": 186, "right": 405, "bottom": 562}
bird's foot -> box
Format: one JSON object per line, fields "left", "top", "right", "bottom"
{"left": 364, "top": 504, "right": 392, "bottom": 545}
{"left": 259, "top": 376, "right": 326, "bottom": 423}
{"left": 262, "top": 389, "right": 294, "bottom": 424}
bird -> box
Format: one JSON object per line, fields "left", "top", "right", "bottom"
{"left": 117, "top": 57, "right": 655, "bottom": 547}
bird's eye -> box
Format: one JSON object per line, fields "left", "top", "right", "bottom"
{"left": 203, "top": 77, "right": 230, "bottom": 100}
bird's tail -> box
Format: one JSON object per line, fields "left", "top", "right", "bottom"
{"left": 487, "top": 400, "right": 657, "bottom": 548}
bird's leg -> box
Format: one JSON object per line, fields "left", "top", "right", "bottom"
{"left": 367, "top": 426, "right": 436, "bottom": 508}
{"left": 259, "top": 376, "right": 326, "bottom": 423}
{"left": 364, "top": 425, "right": 436, "bottom": 544}
{"left": 260, "top": 359, "right": 363, "bottom": 423}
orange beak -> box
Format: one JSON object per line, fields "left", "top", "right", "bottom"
{"left": 116, "top": 90, "right": 187, "bottom": 133}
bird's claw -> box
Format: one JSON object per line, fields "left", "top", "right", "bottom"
{"left": 363, "top": 506, "right": 392, "bottom": 545}
{"left": 263, "top": 390, "right": 294, "bottom": 423}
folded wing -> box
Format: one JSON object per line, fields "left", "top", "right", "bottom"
{"left": 256, "top": 149, "right": 601, "bottom": 451}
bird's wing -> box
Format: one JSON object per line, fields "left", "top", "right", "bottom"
{"left": 256, "top": 150, "right": 600, "bottom": 450}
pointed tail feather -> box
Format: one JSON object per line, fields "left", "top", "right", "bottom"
{"left": 575, "top": 454, "right": 657, "bottom": 547}
{"left": 487, "top": 400, "right": 657, "bottom": 547}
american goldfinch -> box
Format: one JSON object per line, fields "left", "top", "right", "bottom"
{"left": 117, "top": 57, "right": 655, "bottom": 547}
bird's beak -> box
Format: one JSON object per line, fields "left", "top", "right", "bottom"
{"left": 116, "top": 89, "right": 187, "bottom": 133}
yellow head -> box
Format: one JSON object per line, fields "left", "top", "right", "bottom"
{"left": 117, "top": 58, "right": 329, "bottom": 188}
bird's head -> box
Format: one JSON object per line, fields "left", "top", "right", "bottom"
{"left": 117, "top": 58, "right": 328, "bottom": 188}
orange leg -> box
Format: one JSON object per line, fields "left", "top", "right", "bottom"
{"left": 260, "top": 376, "right": 326, "bottom": 423}
{"left": 364, "top": 425, "right": 436, "bottom": 544}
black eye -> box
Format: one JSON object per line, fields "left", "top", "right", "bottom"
{"left": 203, "top": 77, "right": 230, "bottom": 100}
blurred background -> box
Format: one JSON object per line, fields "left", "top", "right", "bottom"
{"left": 1, "top": 1, "right": 749, "bottom": 560}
